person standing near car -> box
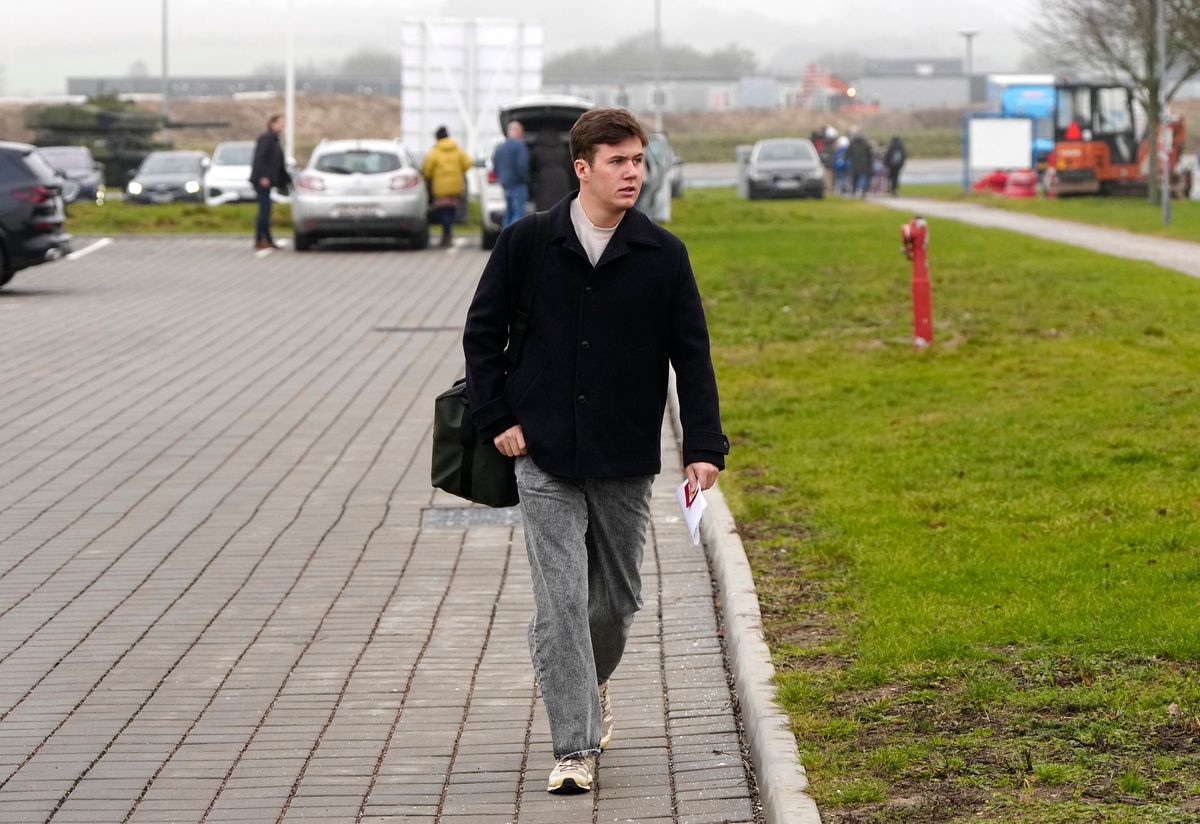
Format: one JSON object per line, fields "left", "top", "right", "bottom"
{"left": 884, "top": 135, "right": 907, "bottom": 195}
{"left": 463, "top": 108, "right": 729, "bottom": 795}
{"left": 529, "top": 131, "right": 574, "bottom": 211}
{"left": 493, "top": 120, "right": 530, "bottom": 228}
{"left": 422, "top": 126, "right": 473, "bottom": 247}
{"left": 847, "top": 128, "right": 872, "bottom": 198}
{"left": 250, "top": 114, "right": 291, "bottom": 249}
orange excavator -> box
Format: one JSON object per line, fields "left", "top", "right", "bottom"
{"left": 1048, "top": 81, "right": 1188, "bottom": 196}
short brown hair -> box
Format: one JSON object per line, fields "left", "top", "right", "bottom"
{"left": 570, "top": 108, "right": 648, "bottom": 166}
{"left": 268, "top": 113, "right": 283, "bottom": 128}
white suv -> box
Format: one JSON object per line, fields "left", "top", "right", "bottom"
{"left": 478, "top": 95, "right": 594, "bottom": 249}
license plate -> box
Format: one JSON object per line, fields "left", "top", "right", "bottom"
{"left": 335, "top": 204, "right": 381, "bottom": 218}
{"left": 775, "top": 179, "right": 801, "bottom": 190}
{"left": 150, "top": 193, "right": 174, "bottom": 203}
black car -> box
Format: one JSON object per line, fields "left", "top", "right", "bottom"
{"left": 744, "top": 138, "right": 826, "bottom": 199}
{"left": 38, "top": 145, "right": 106, "bottom": 205}
{"left": 0, "top": 142, "right": 71, "bottom": 289}
{"left": 126, "top": 150, "right": 209, "bottom": 204}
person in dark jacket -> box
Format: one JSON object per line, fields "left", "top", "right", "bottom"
{"left": 463, "top": 108, "right": 728, "bottom": 795}
{"left": 847, "top": 129, "right": 873, "bottom": 197}
{"left": 528, "top": 131, "right": 574, "bottom": 209}
{"left": 493, "top": 120, "right": 530, "bottom": 228}
{"left": 249, "top": 114, "right": 291, "bottom": 249}
{"left": 885, "top": 136, "right": 907, "bottom": 195}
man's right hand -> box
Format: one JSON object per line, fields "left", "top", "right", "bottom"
{"left": 493, "top": 425, "right": 527, "bottom": 458}
{"left": 259, "top": 176, "right": 271, "bottom": 188}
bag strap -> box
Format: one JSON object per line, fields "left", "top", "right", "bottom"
{"left": 505, "top": 211, "right": 552, "bottom": 368}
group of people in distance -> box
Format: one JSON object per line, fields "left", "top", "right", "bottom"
{"left": 811, "top": 126, "right": 907, "bottom": 198}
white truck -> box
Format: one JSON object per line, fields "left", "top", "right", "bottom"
{"left": 400, "top": 18, "right": 545, "bottom": 163}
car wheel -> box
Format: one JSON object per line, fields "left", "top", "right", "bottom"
{"left": 294, "top": 232, "right": 314, "bottom": 252}
{"left": 481, "top": 229, "right": 498, "bottom": 250}
{"left": 409, "top": 224, "right": 430, "bottom": 250}
{"left": 672, "top": 180, "right": 684, "bottom": 199}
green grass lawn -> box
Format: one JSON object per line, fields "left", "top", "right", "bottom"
{"left": 64, "top": 201, "right": 294, "bottom": 235}
{"left": 901, "top": 183, "right": 1200, "bottom": 243}
{"left": 671, "top": 189, "right": 1200, "bottom": 822}
{"left": 64, "top": 199, "right": 481, "bottom": 237}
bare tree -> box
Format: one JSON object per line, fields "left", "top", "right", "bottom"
{"left": 1031, "top": 0, "right": 1200, "bottom": 201}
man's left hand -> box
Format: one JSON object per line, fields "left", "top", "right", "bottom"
{"left": 685, "top": 462, "right": 719, "bottom": 494}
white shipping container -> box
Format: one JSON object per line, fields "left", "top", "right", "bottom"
{"left": 401, "top": 18, "right": 544, "bottom": 161}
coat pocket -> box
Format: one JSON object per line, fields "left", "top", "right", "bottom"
{"left": 505, "top": 335, "right": 550, "bottom": 410}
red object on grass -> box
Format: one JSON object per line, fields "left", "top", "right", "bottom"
{"left": 1003, "top": 169, "right": 1039, "bottom": 198}
{"left": 900, "top": 217, "right": 933, "bottom": 348}
{"left": 972, "top": 170, "right": 1009, "bottom": 194}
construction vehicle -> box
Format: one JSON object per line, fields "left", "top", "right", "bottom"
{"left": 1048, "top": 80, "right": 1187, "bottom": 196}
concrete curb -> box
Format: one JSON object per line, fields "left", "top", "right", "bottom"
{"left": 669, "top": 373, "right": 823, "bottom": 824}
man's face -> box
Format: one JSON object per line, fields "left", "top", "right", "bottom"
{"left": 575, "top": 135, "right": 644, "bottom": 212}
{"left": 271, "top": 118, "right": 285, "bottom": 134}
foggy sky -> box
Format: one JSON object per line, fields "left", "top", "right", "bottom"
{"left": 1, "top": 0, "right": 1039, "bottom": 98}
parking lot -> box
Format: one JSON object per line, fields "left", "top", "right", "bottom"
{"left": 0, "top": 238, "right": 757, "bottom": 823}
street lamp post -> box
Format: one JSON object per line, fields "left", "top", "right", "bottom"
{"left": 161, "top": 0, "right": 169, "bottom": 122}
{"left": 1156, "top": 0, "right": 1171, "bottom": 225}
{"left": 653, "top": 0, "right": 663, "bottom": 131}
{"left": 285, "top": 0, "right": 295, "bottom": 164}
{"left": 958, "top": 28, "right": 979, "bottom": 104}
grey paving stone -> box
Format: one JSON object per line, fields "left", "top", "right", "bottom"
{"left": 0, "top": 237, "right": 759, "bottom": 821}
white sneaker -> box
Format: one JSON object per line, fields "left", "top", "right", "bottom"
{"left": 599, "top": 681, "right": 614, "bottom": 751}
{"left": 547, "top": 753, "right": 597, "bottom": 794}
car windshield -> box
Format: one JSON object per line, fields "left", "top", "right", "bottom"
{"left": 141, "top": 155, "right": 201, "bottom": 174}
{"left": 213, "top": 144, "right": 253, "bottom": 165}
{"left": 39, "top": 147, "right": 91, "bottom": 172}
{"left": 757, "top": 142, "right": 817, "bottom": 163}
{"left": 314, "top": 150, "right": 403, "bottom": 175}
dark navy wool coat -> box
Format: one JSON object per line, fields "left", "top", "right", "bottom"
{"left": 463, "top": 191, "right": 729, "bottom": 479}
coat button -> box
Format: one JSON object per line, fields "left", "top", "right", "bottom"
{"left": 584, "top": 286, "right": 593, "bottom": 295}
{"left": 577, "top": 394, "right": 587, "bottom": 405}
{"left": 580, "top": 340, "right": 590, "bottom": 350}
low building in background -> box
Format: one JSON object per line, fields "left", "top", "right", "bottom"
{"left": 67, "top": 75, "right": 402, "bottom": 99}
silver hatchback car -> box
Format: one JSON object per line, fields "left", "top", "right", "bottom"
{"left": 291, "top": 139, "right": 429, "bottom": 251}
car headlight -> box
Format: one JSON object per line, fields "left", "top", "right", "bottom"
{"left": 184, "top": 180, "right": 201, "bottom": 194}
{"left": 127, "top": 181, "right": 143, "bottom": 195}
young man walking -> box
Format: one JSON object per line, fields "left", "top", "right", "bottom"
{"left": 250, "top": 114, "right": 291, "bottom": 249}
{"left": 492, "top": 120, "right": 530, "bottom": 227}
{"left": 463, "top": 108, "right": 729, "bottom": 794}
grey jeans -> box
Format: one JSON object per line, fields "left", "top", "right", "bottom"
{"left": 515, "top": 456, "right": 654, "bottom": 759}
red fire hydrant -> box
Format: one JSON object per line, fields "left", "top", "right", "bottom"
{"left": 900, "top": 217, "right": 933, "bottom": 347}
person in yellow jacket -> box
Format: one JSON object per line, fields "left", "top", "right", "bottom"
{"left": 422, "top": 126, "right": 473, "bottom": 247}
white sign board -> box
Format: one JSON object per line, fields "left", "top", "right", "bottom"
{"left": 401, "top": 18, "right": 544, "bottom": 160}
{"left": 967, "top": 117, "right": 1034, "bottom": 170}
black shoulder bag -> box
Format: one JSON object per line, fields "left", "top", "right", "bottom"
{"left": 431, "top": 213, "right": 551, "bottom": 508}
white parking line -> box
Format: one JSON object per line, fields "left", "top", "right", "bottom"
{"left": 66, "top": 238, "right": 114, "bottom": 261}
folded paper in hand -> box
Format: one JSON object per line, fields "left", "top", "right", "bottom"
{"left": 675, "top": 479, "right": 708, "bottom": 546}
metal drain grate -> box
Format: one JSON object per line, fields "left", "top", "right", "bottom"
{"left": 422, "top": 506, "right": 522, "bottom": 529}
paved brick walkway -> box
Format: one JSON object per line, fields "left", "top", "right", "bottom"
{"left": 0, "top": 237, "right": 758, "bottom": 824}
